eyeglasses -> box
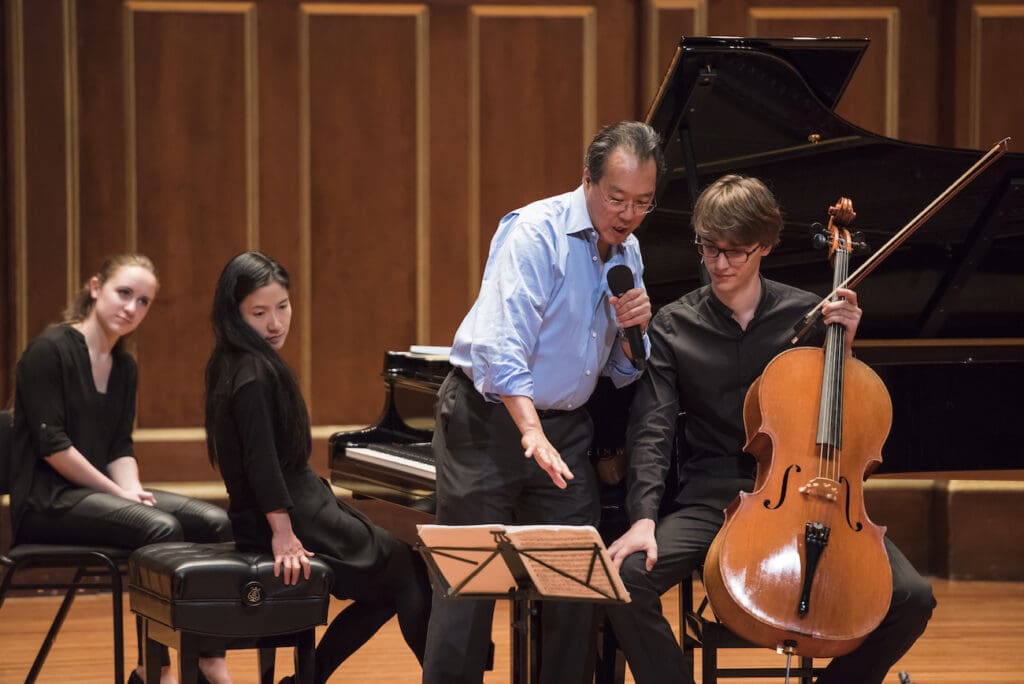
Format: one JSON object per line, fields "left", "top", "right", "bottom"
{"left": 694, "top": 237, "right": 763, "bottom": 265}
{"left": 598, "top": 189, "right": 657, "bottom": 215}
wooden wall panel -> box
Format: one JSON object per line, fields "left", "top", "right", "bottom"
{"left": 642, "top": 0, "right": 706, "bottom": 107}
{"left": 128, "top": 3, "right": 255, "bottom": 428}
{"left": 21, "top": 0, "right": 70, "bottom": 343}
{"left": 703, "top": 0, "right": 949, "bottom": 146}
{"left": 304, "top": 5, "right": 426, "bottom": 425}
{"left": 77, "top": 0, "right": 128, "bottom": 272}
{"left": 967, "top": 4, "right": 1024, "bottom": 149}
{"left": 592, "top": 0, "right": 638, "bottom": 125}
{"left": 471, "top": 6, "right": 595, "bottom": 277}
{"left": 426, "top": 4, "right": 472, "bottom": 345}
{"left": 255, "top": 1, "right": 303, "bottom": 380}
{"left": 748, "top": 7, "right": 899, "bottom": 139}
{"left": 0, "top": 0, "right": 10, "bottom": 404}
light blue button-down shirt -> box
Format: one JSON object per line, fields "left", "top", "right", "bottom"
{"left": 450, "top": 185, "right": 648, "bottom": 410}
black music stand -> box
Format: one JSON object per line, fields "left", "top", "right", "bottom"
{"left": 417, "top": 524, "right": 630, "bottom": 684}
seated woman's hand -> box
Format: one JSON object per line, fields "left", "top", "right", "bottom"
{"left": 120, "top": 485, "right": 156, "bottom": 506}
{"left": 271, "top": 530, "right": 315, "bottom": 585}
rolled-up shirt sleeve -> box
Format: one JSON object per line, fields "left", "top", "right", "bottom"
{"left": 469, "top": 221, "right": 556, "bottom": 402}
{"left": 230, "top": 378, "right": 294, "bottom": 513}
{"left": 16, "top": 337, "right": 73, "bottom": 458}
{"left": 603, "top": 329, "right": 650, "bottom": 387}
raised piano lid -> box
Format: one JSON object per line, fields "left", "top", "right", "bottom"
{"left": 636, "top": 36, "right": 1024, "bottom": 473}
{"left": 639, "top": 36, "right": 1024, "bottom": 342}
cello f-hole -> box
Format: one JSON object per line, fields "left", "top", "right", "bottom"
{"left": 763, "top": 463, "right": 800, "bottom": 510}
{"left": 840, "top": 476, "right": 864, "bottom": 532}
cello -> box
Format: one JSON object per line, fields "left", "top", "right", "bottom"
{"left": 703, "top": 197, "right": 893, "bottom": 658}
{"left": 701, "top": 139, "right": 1009, "bottom": 659}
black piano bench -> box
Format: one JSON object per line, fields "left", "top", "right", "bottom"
{"left": 128, "top": 542, "right": 333, "bottom": 684}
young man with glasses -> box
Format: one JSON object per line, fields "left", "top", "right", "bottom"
{"left": 422, "top": 121, "right": 664, "bottom": 683}
{"left": 604, "top": 174, "right": 935, "bottom": 683}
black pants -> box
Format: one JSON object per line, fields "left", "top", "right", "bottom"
{"left": 605, "top": 504, "right": 936, "bottom": 684}
{"left": 18, "top": 488, "right": 233, "bottom": 666}
{"left": 422, "top": 370, "right": 601, "bottom": 684}
{"left": 313, "top": 539, "right": 431, "bottom": 683}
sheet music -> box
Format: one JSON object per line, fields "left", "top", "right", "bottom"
{"left": 505, "top": 525, "right": 630, "bottom": 602}
{"left": 418, "top": 523, "right": 629, "bottom": 602}
{"left": 407, "top": 345, "right": 451, "bottom": 359}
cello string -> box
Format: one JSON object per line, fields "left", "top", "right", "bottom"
{"left": 823, "top": 244, "right": 845, "bottom": 485}
{"left": 832, "top": 244, "right": 848, "bottom": 485}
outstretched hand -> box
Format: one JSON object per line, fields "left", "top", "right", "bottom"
{"left": 521, "top": 427, "right": 574, "bottom": 489}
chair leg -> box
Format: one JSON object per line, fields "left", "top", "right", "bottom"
{"left": 800, "top": 656, "right": 815, "bottom": 684}
{"left": 258, "top": 646, "right": 277, "bottom": 684}
{"left": 593, "top": 611, "right": 626, "bottom": 684}
{"left": 178, "top": 635, "right": 202, "bottom": 684}
{"left": 701, "top": 631, "right": 718, "bottom": 684}
{"left": 110, "top": 564, "right": 126, "bottom": 684}
{"left": 143, "top": 620, "right": 163, "bottom": 684}
{"left": 0, "top": 563, "right": 16, "bottom": 610}
{"left": 679, "top": 577, "right": 697, "bottom": 682}
{"left": 293, "top": 629, "right": 316, "bottom": 684}
{"left": 26, "top": 568, "right": 85, "bottom": 683}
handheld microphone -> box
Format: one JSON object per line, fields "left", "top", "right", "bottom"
{"left": 607, "top": 265, "right": 647, "bottom": 372}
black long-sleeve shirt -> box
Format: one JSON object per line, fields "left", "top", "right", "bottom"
{"left": 210, "top": 353, "right": 391, "bottom": 577}
{"left": 11, "top": 325, "right": 137, "bottom": 537}
{"left": 626, "top": 277, "right": 823, "bottom": 522}
{"left": 210, "top": 356, "right": 298, "bottom": 516}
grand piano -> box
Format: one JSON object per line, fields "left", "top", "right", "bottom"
{"left": 329, "top": 350, "right": 448, "bottom": 511}
{"left": 331, "top": 36, "right": 1024, "bottom": 512}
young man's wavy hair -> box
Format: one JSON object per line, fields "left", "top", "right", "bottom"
{"left": 692, "top": 174, "right": 784, "bottom": 247}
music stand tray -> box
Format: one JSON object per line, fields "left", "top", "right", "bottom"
{"left": 417, "top": 524, "right": 630, "bottom": 684}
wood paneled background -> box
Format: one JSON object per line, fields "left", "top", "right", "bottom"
{"left": 2, "top": 0, "right": 1022, "bottom": 480}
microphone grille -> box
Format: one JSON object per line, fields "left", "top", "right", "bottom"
{"left": 607, "top": 264, "right": 634, "bottom": 296}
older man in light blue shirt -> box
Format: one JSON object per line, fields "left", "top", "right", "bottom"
{"left": 451, "top": 184, "right": 647, "bottom": 409}
{"left": 424, "top": 121, "right": 664, "bottom": 684}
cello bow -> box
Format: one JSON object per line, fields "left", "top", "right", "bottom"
{"left": 792, "top": 137, "right": 1010, "bottom": 344}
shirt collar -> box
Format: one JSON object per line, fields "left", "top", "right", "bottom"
{"left": 707, "top": 275, "right": 771, "bottom": 321}
{"left": 564, "top": 184, "right": 632, "bottom": 257}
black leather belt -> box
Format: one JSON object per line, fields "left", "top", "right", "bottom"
{"left": 454, "top": 367, "right": 581, "bottom": 418}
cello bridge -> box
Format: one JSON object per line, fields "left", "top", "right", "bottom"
{"left": 798, "top": 477, "right": 839, "bottom": 501}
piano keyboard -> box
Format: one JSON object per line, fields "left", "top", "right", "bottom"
{"left": 344, "top": 442, "right": 436, "bottom": 481}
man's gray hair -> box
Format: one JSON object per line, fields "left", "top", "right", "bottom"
{"left": 584, "top": 121, "right": 665, "bottom": 185}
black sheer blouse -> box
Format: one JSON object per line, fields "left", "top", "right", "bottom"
{"left": 210, "top": 355, "right": 296, "bottom": 516}
{"left": 11, "top": 325, "right": 137, "bottom": 536}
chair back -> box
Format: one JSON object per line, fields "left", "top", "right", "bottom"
{"left": 0, "top": 410, "right": 13, "bottom": 495}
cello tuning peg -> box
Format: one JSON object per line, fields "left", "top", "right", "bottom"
{"left": 812, "top": 233, "right": 830, "bottom": 250}
{"left": 851, "top": 231, "right": 870, "bottom": 252}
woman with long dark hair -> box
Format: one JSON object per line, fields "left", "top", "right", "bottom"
{"left": 204, "top": 251, "right": 430, "bottom": 682}
{"left": 9, "top": 253, "right": 234, "bottom": 684}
